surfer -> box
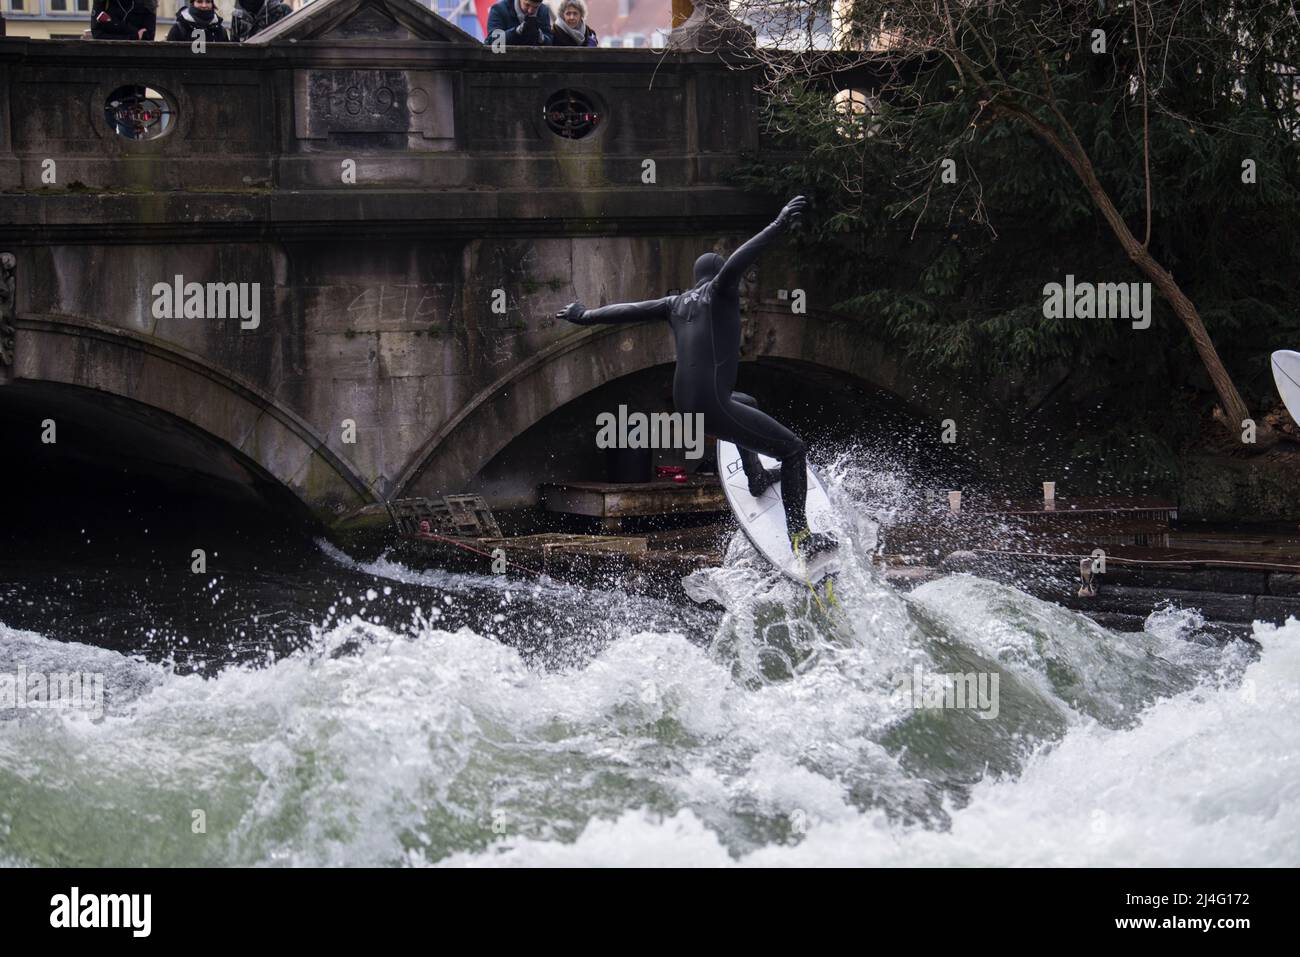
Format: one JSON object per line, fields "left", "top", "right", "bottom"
{"left": 557, "top": 196, "right": 837, "bottom": 558}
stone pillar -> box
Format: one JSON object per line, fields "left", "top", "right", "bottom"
{"left": 0, "top": 253, "right": 15, "bottom": 385}
{"left": 667, "top": 0, "right": 756, "bottom": 53}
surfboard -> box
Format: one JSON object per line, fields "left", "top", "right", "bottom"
{"left": 1271, "top": 350, "right": 1300, "bottom": 425}
{"left": 716, "top": 440, "right": 841, "bottom": 584}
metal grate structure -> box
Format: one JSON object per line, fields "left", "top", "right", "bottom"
{"left": 543, "top": 89, "right": 601, "bottom": 139}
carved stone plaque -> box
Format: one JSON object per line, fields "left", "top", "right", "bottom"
{"left": 295, "top": 69, "right": 454, "bottom": 146}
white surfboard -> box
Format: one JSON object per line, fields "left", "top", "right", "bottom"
{"left": 717, "top": 440, "right": 841, "bottom": 584}
{"left": 1272, "top": 350, "right": 1300, "bottom": 424}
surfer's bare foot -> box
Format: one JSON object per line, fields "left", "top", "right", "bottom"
{"left": 791, "top": 529, "right": 839, "bottom": 559}
{"left": 747, "top": 467, "right": 782, "bottom": 498}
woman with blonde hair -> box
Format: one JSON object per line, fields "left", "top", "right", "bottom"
{"left": 552, "top": 0, "right": 598, "bottom": 46}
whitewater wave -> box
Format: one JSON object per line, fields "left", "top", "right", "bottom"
{"left": 0, "top": 572, "right": 1277, "bottom": 867}
{"left": 439, "top": 618, "right": 1300, "bottom": 867}
{"left": 0, "top": 454, "right": 1287, "bottom": 867}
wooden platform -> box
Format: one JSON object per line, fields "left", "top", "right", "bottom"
{"left": 393, "top": 524, "right": 727, "bottom": 601}
{"left": 540, "top": 477, "right": 727, "bottom": 531}
{"left": 957, "top": 495, "right": 1178, "bottom": 519}
{"left": 383, "top": 486, "right": 1300, "bottom": 628}
{"left": 400, "top": 531, "right": 646, "bottom": 564}
{"left": 932, "top": 543, "right": 1300, "bottom": 636}
{"left": 964, "top": 544, "right": 1300, "bottom": 574}
{"left": 885, "top": 496, "right": 1180, "bottom": 554}
{"left": 876, "top": 496, "right": 1300, "bottom": 633}
{"left": 482, "top": 532, "right": 647, "bottom": 556}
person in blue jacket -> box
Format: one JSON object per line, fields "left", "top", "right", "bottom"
{"left": 485, "top": 0, "right": 553, "bottom": 46}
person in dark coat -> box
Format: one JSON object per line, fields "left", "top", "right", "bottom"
{"left": 484, "top": 0, "right": 553, "bottom": 46}
{"left": 90, "top": 0, "right": 157, "bottom": 40}
{"left": 552, "top": 0, "right": 597, "bottom": 47}
{"left": 230, "top": 0, "right": 291, "bottom": 41}
{"left": 166, "top": 0, "right": 230, "bottom": 42}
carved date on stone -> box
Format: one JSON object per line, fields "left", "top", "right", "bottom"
{"left": 295, "top": 70, "right": 453, "bottom": 145}
{"left": 0, "top": 252, "right": 15, "bottom": 375}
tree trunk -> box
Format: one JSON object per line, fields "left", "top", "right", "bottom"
{"left": 1129, "top": 249, "right": 1255, "bottom": 437}
{"left": 1001, "top": 104, "right": 1273, "bottom": 448}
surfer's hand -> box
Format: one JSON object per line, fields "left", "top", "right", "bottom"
{"left": 775, "top": 196, "right": 808, "bottom": 230}
{"left": 557, "top": 302, "right": 586, "bottom": 324}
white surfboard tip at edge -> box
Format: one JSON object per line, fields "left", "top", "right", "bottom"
{"left": 1271, "top": 350, "right": 1300, "bottom": 425}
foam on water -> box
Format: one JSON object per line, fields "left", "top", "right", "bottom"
{"left": 446, "top": 619, "right": 1299, "bottom": 867}
{"left": 0, "top": 576, "right": 1280, "bottom": 867}
{"left": 0, "top": 456, "right": 1290, "bottom": 866}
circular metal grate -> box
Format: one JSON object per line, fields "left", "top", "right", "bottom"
{"left": 104, "top": 86, "right": 174, "bottom": 141}
{"left": 543, "top": 90, "right": 601, "bottom": 140}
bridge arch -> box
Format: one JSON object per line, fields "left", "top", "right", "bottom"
{"left": 10, "top": 315, "right": 374, "bottom": 520}
{"left": 397, "top": 318, "right": 679, "bottom": 500}
{"left": 397, "top": 304, "right": 957, "bottom": 501}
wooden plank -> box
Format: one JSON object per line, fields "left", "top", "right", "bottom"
{"left": 544, "top": 478, "right": 721, "bottom": 493}
{"left": 954, "top": 496, "right": 1177, "bottom": 517}
{"left": 479, "top": 533, "right": 649, "bottom": 556}
{"left": 541, "top": 478, "right": 727, "bottom": 519}
{"left": 602, "top": 484, "right": 727, "bottom": 518}
{"left": 540, "top": 485, "right": 608, "bottom": 517}
{"left": 884, "top": 516, "right": 1174, "bottom": 555}
{"left": 967, "top": 545, "right": 1300, "bottom": 574}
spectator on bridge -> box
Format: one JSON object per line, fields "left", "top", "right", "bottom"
{"left": 230, "top": 0, "right": 291, "bottom": 42}
{"left": 552, "top": 0, "right": 597, "bottom": 47}
{"left": 166, "top": 0, "right": 230, "bottom": 42}
{"left": 484, "top": 0, "right": 553, "bottom": 46}
{"left": 89, "top": 0, "right": 157, "bottom": 40}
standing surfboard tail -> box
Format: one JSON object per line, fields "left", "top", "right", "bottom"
{"left": 716, "top": 439, "right": 843, "bottom": 585}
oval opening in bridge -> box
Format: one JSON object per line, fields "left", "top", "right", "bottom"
{"left": 544, "top": 90, "right": 601, "bottom": 140}
{"left": 104, "top": 86, "right": 175, "bottom": 141}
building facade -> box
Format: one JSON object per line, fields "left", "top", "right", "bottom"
{"left": 0, "top": 0, "right": 676, "bottom": 44}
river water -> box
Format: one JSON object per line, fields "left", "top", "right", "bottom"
{"left": 0, "top": 456, "right": 1295, "bottom": 866}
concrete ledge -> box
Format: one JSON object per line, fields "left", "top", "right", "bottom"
{"left": 0, "top": 187, "right": 775, "bottom": 241}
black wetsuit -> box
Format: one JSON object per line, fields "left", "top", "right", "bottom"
{"left": 563, "top": 212, "right": 825, "bottom": 549}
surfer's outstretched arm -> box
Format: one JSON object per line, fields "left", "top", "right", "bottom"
{"left": 557, "top": 298, "right": 674, "bottom": 326}
{"left": 714, "top": 196, "right": 807, "bottom": 293}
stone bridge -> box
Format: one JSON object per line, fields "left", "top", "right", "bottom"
{"left": 0, "top": 0, "right": 957, "bottom": 525}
